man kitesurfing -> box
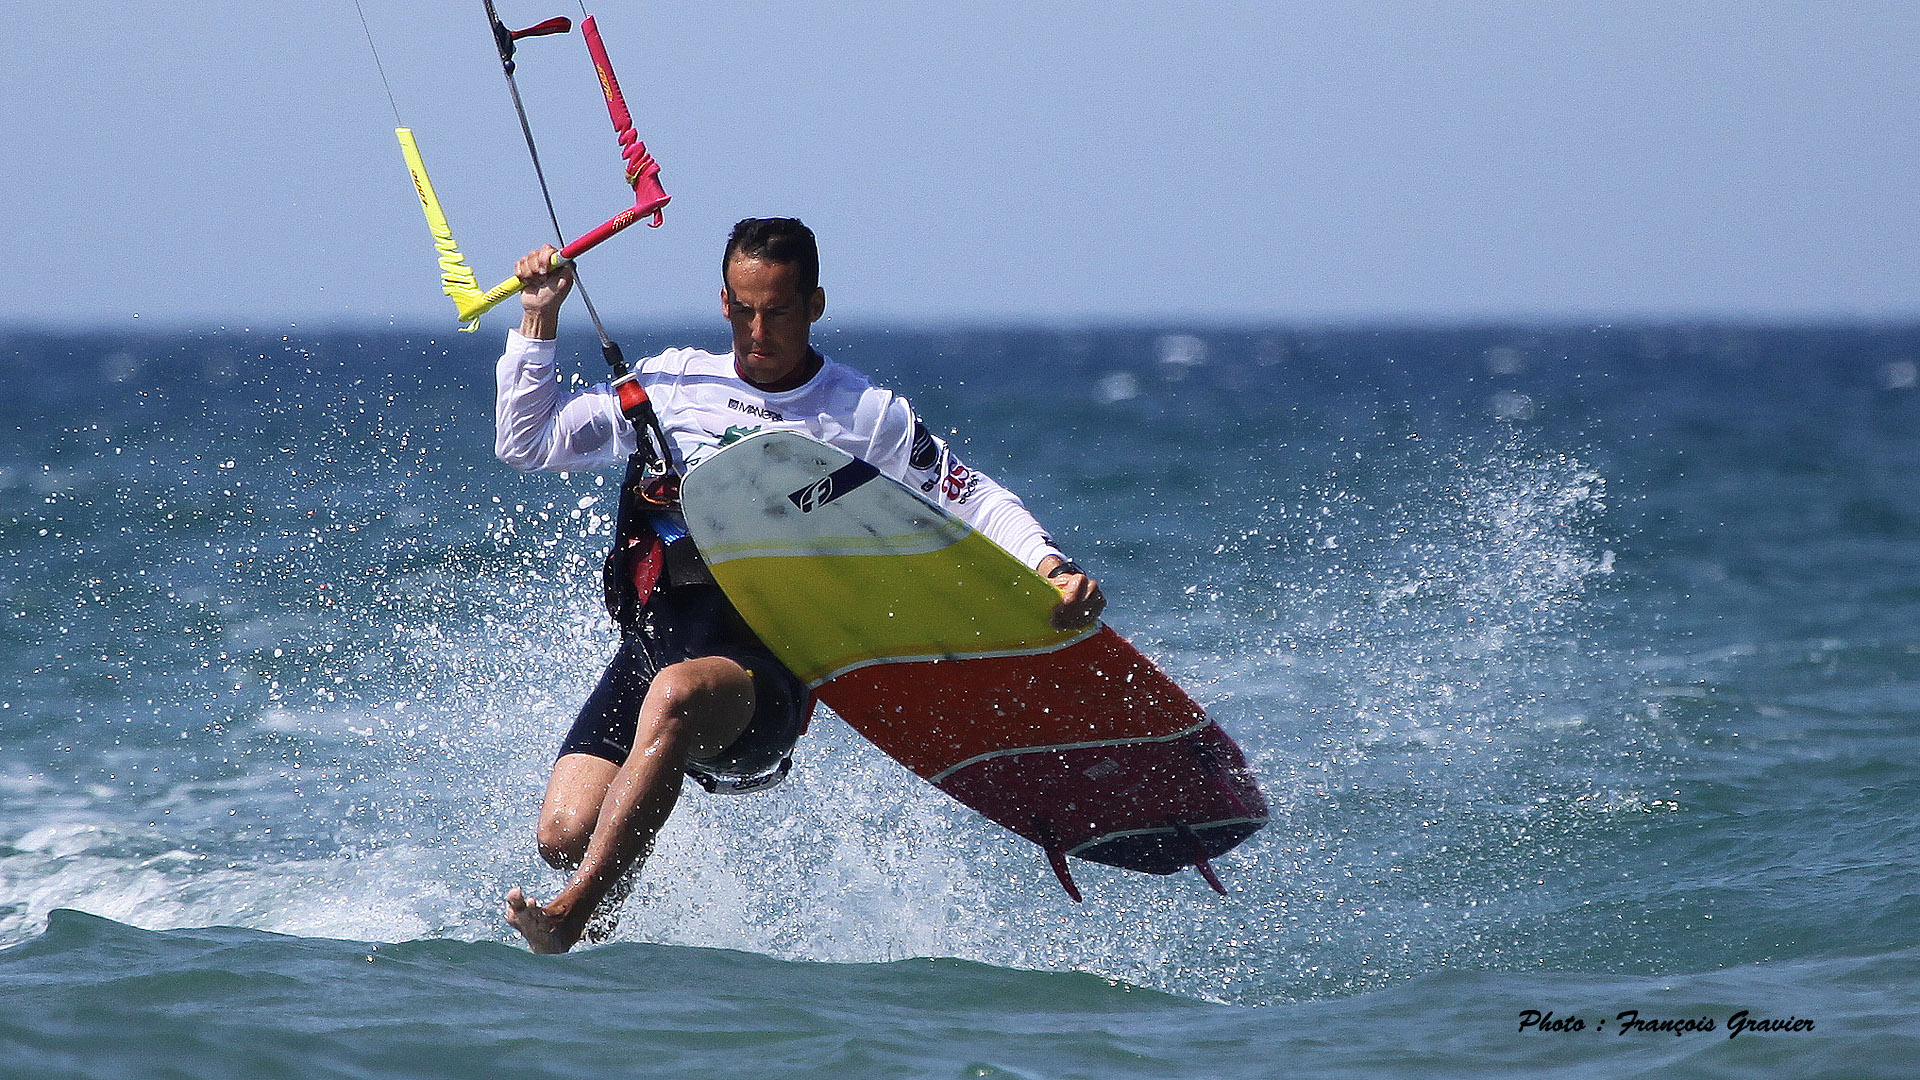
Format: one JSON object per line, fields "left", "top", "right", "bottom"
{"left": 368, "top": 3, "right": 1253, "bottom": 946}
{"left": 364, "top": 0, "right": 1251, "bottom": 941}
{"left": 497, "top": 219, "right": 1105, "bottom": 953}
{"left": 359, "top": 4, "right": 1105, "bottom": 949}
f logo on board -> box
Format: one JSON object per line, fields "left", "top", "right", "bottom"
{"left": 785, "top": 459, "right": 881, "bottom": 514}
{"left": 792, "top": 477, "right": 834, "bottom": 513}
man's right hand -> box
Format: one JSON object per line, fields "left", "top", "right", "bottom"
{"left": 517, "top": 245, "right": 574, "bottom": 340}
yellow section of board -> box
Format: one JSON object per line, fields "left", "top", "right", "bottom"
{"left": 709, "top": 529, "right": 1080, "bottom": 686}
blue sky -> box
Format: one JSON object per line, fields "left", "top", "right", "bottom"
{"left": 7, "top": 2, "right": 1918, "bottom": 328}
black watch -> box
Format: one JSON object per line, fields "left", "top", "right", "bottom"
{"left": 1045, "top": 559, "right": 1084, "bottom": 579}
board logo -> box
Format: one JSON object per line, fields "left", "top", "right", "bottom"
{"left": 785, "top": 459, "right": 881, "bottom": 513}
{"left": 791, "top": 477, "right": 835, "bottom": 512}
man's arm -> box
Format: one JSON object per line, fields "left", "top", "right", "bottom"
{"left": 493, "top": 245, "right": 633, "bottom": 473}
{"left": 865, "top": 398, "right": 1106, "bottom": 630}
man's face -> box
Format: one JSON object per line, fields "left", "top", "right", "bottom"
{"left": 722, "top": 255, "right": 824, "bottom": 386}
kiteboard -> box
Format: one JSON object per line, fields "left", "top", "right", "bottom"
{"left": 679, "top": 430, "right": 1267, "bottom": 899}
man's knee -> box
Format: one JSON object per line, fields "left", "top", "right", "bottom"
{"left": 648, "top": 661, "right": 751, "bottom": 720}
{"left": 640, "top": 659, "right": 755, "bottom": 757}
{"left": 536, "top": 807, "right": 592, "bottom": 869}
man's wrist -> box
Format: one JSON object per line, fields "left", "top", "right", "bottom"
{"left": 520, "top": 308, "right": 558, "bottom": 341}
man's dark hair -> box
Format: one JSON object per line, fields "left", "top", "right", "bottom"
{"left": 723, "top": 218, "right": 820, "bottom": 296}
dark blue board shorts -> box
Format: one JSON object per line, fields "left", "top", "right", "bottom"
{"left": 558, "top": 583, "right": 809, "bottom": 792}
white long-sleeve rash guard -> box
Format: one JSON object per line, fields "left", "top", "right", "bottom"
{"left": 494, "top": 331, "right": 1066, "bottom": 570}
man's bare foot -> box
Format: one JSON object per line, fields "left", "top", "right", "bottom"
{"left": 504, "top": 887, "right": 586, "bottom": 955}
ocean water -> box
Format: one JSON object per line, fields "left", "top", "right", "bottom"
{"left": 2, "top": 321, "right": 1917, "bottom": 1077}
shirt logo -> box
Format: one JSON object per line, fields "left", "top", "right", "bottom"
{"left": 709, "top": 424, "right": 762, "bottom": 448}
{"left": 941, "top": 461, "right": 978, "bottom": 503}
{"left": 728, "top": 399, "right": 785, "bottom": 422}
{"left": 909, "top": 421, "right": 940, "bottom": 471}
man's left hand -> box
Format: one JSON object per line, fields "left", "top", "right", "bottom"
{"left": 1040, "top": 557, "right": 1105, "bottom": 630}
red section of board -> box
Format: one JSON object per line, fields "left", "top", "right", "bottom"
{"left": 820, "top": 628, "right": 1209, "bottom": 776}
{"left": 936, "top": 723, "right": 1268, "bottom": 874}
{"left": 819, "top": 627, "right": 1267, "bottom": 877}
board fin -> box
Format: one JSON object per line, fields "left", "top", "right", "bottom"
{"left": 1178, "top": 825, "right": 1229, "bottom": 896}
{"left": 1037, "top": 824, "right": 1083, "bottom": 902}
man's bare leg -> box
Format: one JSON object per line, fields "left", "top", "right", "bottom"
{"left": 524, "top": 753, "right": 627, "bottom": 941}
{"left": 535, "top": 753, "right": 620, "bottom": 868}
{"left": 527, "top": 760, "right": 636, "bottom": 943}
{"left": 506, "top": 656, "right": 756, "bottom": 953}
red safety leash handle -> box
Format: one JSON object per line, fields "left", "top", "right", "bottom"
{"left": 509, "top": 15, "right": 572, "bottom": 40}
{"left": 582, "top": 15, "right": 670, "bottom": 226}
